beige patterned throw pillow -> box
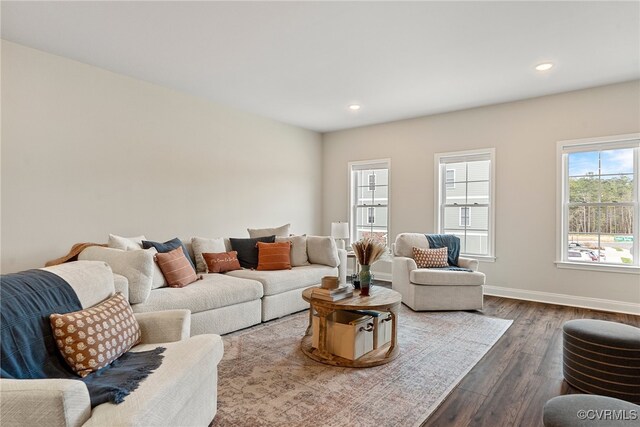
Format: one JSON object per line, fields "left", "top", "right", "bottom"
{"left": 50, "top": 293, "right": 141, "bottom": 377}
{"left": 413, "top": 246, "right": 449, "bottom": 268}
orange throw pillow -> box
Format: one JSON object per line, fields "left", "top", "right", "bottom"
{"left": 202, "top": 251, "right": 242, "bottom": 273}
{"left": 256, "top": 241, "right": 292, "bottom": 271}
{"left": 155, "top": 246, "right": 198, "bottom": 287}
{"left": 50, "top": 293, "right": 141, "bottom": 377}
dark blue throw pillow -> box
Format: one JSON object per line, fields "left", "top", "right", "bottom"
{"left": 229, "top": 235, "right": 276, "bottom": 269}
{"left": 142, "top": 237, "right": 196, "bottom": 271}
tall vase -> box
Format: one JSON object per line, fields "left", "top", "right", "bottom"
{"left": 359, "top": 264, "right": 372, "bottom": 296}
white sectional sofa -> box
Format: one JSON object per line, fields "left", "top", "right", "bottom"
{"left": 79, "top": 237, "right": 347, "bottom": 336}
{"left": 0, "top": 261, "right": 223, "bottom": 427}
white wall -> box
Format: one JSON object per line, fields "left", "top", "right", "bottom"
{"left": 323, "top": 80, "right": 640, "bottom": 311}
{"left": 1, "top": 41, "right": 323, "bottom": 273}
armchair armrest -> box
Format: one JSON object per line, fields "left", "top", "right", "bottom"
{"left": 458, "top": 257, "right": 479, "bottom": 272}
{"left": 0, "top": 379, "right": 91, "bottom": 427}
{"left": 134, "top": 309, "right": 191, "bottom": 344}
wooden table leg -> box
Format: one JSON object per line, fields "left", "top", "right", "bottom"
{"left": 315, "top": 305, "right": 333, "bottom": 358}
{"left": 385, "top": 303, "right": 399, "bottom": 358}
{"left": 305, "top": 303, "right": 313, "bottom": 336}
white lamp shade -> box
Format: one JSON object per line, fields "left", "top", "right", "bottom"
{"left": 331, "top": 222, "right": 350, "bottom": 239}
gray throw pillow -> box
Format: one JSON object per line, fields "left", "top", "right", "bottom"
{"left": 276, "top": 235, "right": 310, "bottom": 267}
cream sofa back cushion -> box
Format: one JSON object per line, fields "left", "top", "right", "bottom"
{"left": 394, "top": 233, "right": 429, "bottom": 258}
{"left": 306, "top": 236, "right": 339, "bottom": 268}
{"left": 191, "top": 237, "right": 227, "bottom": 273}
{"left": 108, "top": 234, "right": 146, "bottom": 251}
{"left": 247, "top": 223, "right": 290, "bottom": 238}
{"left": 79, "top": 247, "right": 154, "bottom": 304}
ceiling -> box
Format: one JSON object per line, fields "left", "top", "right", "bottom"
{"left": 2, "top": 1, "right": 639, "bottom": 133}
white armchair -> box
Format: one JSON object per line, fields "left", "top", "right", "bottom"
{"left": 392, "top": 233, "right": 485, "bottom": 311}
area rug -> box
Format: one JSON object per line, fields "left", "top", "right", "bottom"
{"left": 211, "top": 306, "right": 512, "bottom": 427}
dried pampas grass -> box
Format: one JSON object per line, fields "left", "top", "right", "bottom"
{"left": 351, "top": 238, "right": 386, "bottom": 266}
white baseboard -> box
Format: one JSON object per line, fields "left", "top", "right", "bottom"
{"left": 484, "top": 285, "right": 640, "bottom": 315}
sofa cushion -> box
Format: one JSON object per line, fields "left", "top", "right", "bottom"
{"left": 410, "top": 268, "right": 485, "bottom": 286}
{"left": 247, "top": 223, "right": 290, "bottom": 238}
{"left": 257, "top": 242, "right": 292, "bottom": 271}
{"left": 41, "top": 261, "right": 115, "bottom": 309}
{"left": 229, "top": 236, "right": 276, "bottom": 269}
{"left": 131, "top": 274, "right": 263, "bottom": 314}
{"left": 226, "top": 264, "right": 338, "bottom": 296}
{"left": 50, "top": 293, "right": 141, "bottom": 377}
{"left": 191, "top": 237, "right": 226, "bottom": 273}
{"left": 306, "top": 236, "right": 339, "bottom": 267}
{"left": 88, "top": 335, "right": 223, "bottom": 427}
{"left": 78, "top": 247, "right": 154, "bottom": 304}
{"left": 394, "top": 233, "right": 429, "bottom": 258}
{"left": 276, "top": 235, "right": 310, "bottom": 266}
{"left": 108, "top": 234, "right": 146, "bottom": 251}
{"left": 202, "top": 251, "right": 241, "bottom": 273}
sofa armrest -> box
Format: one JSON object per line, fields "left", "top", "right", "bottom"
{"left": 0, "top": 379, "right": 91, "bottom": 427}
{"left": 337, "top": 248, "right": 347, "bottom": 285}
{"left": 458, "top": 257, "right": 479, "bottom": 272}
{"left": 112, "top": 273, "right": 129, "bottom": 299}
{"left": 134, "top": 309, "right": 191, "bottom": 344}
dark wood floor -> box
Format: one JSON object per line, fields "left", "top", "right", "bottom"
{"left": 418, "top": 295, "right": 640, "bottom": 427}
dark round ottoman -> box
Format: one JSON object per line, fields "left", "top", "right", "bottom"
{"left": 543, "top": 395, "right": 640, "bottom": 427}
{"left": 563, "top": 319, "right": 640, "bottom": 404}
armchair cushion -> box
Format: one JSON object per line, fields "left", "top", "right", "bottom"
{"left": 410, "top": 268, "right": 485, "bottom": 286}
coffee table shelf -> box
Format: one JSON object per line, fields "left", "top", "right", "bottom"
{"left": 300, "top": 286, "right": 402, "bottom": 368}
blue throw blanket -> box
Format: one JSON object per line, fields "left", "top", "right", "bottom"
{"left": 425, "top": 234, "right": 472, "bottom": 272}
{"left": 1, "top": 269, "right": 165, "bottom": 407}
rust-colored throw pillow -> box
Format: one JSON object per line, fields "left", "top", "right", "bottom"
{"left": 413, "top": 246, "right": 449, "bottom": 268}
{"left": 256, "top": 241, "right": 292, "bottom": 271}
{"left": 155, "top": 246, "right": 199, "bottom": 288}
{"left": 202, "top": 251, "right": 242, "bottom": 273}
{"left": 50, "top": 293, "right": 141, "bottom": 378}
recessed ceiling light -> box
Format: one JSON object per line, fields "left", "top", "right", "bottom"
{"left": 535, "top": 62, "right": 554, "bottom": 71}
{"left": 348, "top": 104, "right": 361, "bottom": 111}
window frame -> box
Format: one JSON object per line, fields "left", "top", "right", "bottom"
{"left": 556, "top": 133, "right": 640, "bottom": 274}
{"left": 348, "top": 158, "right": 391, "bottom": 248}
{"left": 434, "top": 148, "right": 496, "bottom": 261}
{"left": 459, "top": 206, "right": 471, "bottom": 227}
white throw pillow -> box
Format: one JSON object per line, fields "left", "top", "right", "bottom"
{"left": 276, "top": 235, "right": 310, "bottom": 267}
{"left": 191, "top": 236, "right": 227, "bottom": 273}
{"left": 108, "top": 234, "right": 146, "bottom": 251}
{"left": 306, "top": 236, "right": 339, "bottom": 268}
{"left": 247, "top": 223, "right": 290, "bottom": 239}
{"left": 79, "top": 246, "right": 154, "bottom": 304}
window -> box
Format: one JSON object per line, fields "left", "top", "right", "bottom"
{"left": 557, "top": 134, "right": 639, "bottom": 271}
{"left": 446, "top": 169, "right": 455, "bottom": 189}
{"left": 459, "top": 207, "right": 471, "bottom": 227}
{"left": 435, "top": 149, "right": 495, "bottom": 259}
{"left": 349, "top": 159, "right": 390, "bottom": 247}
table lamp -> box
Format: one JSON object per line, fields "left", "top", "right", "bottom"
{"left": 331, "top": 222, "right": 350, "bottom": 250}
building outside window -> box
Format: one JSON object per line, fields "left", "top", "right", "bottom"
{"left": 557, "top": 134, "right": 639, "bottom": 270}
{"left": 349, "top": 159, "right": 390, "bottom": 247}
{"left": 435, "top": 149, "right": 495, "bottom": 259}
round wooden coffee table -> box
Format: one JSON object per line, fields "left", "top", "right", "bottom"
{"left": 301, "top": 286, "right": 402, "bottom": 368}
